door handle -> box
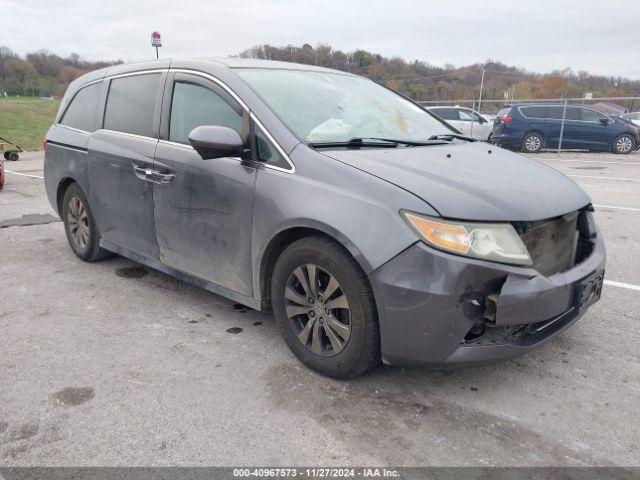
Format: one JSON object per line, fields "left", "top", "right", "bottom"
{"left": 132, "top": 165, "right": 176, "bottom": 184}
{"left": 150, "top": 171, "right": 176, "bottom": 184}
{"left": 133, "top": 164, "right": 153, "bottom": 181}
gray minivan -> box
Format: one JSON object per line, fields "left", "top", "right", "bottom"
{"left": 44, "top": 58, "right": 605, "bottom": 378}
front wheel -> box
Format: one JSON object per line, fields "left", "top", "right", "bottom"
{"left": 613, "top": 134, "right": 635, "bottom": 154}
{"left": 4, "top": 152, "right": 19, "bottom": 161}
{"left": 271, "top": 236, "right": 380, "bottom": 378}
{"left": 522, "top": 132, "right": 544, "bottom": 153}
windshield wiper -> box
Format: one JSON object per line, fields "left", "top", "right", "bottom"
{"left": 308, "top": 137, "right": 447, "bottom": 149}
{"left": 428, "top": 133, "right": 477, "bottom": 142}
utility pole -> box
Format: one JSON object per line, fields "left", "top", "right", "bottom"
{"left": 478, "top": 64, "right": 486, "bottom": 113}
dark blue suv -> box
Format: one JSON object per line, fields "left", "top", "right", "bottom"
{"left": 490, "top": 104, "right": 640, "bottom": 154}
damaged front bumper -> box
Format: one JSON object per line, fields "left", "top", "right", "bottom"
{"left": 369, "top": 234, "right": 605, "bottom": 367}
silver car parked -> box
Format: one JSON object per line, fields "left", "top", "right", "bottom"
{"left": 44, "top": 58, "right": 605, "bottom": 377}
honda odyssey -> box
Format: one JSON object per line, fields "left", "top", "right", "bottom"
{"left": 44, "top": 58, "right": 605, "bottom": 378}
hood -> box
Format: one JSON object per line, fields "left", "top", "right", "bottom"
{"left": 321, "top": 142, "right": 591, "bottom": 222}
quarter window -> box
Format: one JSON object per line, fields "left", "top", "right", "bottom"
{"left": 255, "top": 127, "right": 290, "bottom": 170}
{"left": 169, "top": 82, "right": 242, "bottom": 145}
{"left": 60, "top": 82, "right": 101, "bottom": 132}
{"left": 104, "top": 73, "right": 161, "bottom": 137}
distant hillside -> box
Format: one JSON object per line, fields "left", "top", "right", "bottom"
{"left": 2, "top": 43, "right": 639, "bottom": 101}
{"left": 0, "top": 46, "right": 121, "bottom": 97}
{"left": 238, "top": 43, "right": 640, "bottom": 101}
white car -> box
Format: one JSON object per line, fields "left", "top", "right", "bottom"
{"left": 426, "top": 106, "right": 493, "bottom": 141}
{"left": 621, "top": 112, "right": 640, "bottom": 127}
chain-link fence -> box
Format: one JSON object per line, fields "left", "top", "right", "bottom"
{"left": 417, "top": 97, "right": 640, "bottom": 155}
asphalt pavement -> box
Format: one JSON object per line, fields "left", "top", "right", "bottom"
{"left": 0, "top": 150, "right": 639, "bottom": 466}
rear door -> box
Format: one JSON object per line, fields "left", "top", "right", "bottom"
{"left": 87, "top": 71, "right": 166, "bottom": 258}
{"left": 153, "top": 72, "right": 257, "bottom": 297}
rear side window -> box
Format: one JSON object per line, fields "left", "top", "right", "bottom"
{"left": 60, "top": 83, "right": 101, "bottom": 132}
{"left": 169, "top": 82, "right": 242, "bottom": 145}
{"left": 546, "top": 106, "right": 565, "bottom": 119}
{"left": 104, "top": 73, "right": 161, "bottom": 137}
{"left": 520, "top": 106, "right": 547, "bottom": 118}
{"left": 431, "top": 108, "right": 458, "bottom": 121}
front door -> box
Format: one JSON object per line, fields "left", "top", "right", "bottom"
{"left": 153, "top": 72, "right": 257, "bottom": 297}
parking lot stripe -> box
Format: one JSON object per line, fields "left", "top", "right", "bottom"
{"left": 568, "top": 175, "right": 640, "bottom": 182}
{"left": 543, "top": 159, "right": 640, "bottom": 166}
{"left": 604, "top": 280, "right": 640, "bottom": 292}
{"left": 5, "top": 170, "right": 44, "bottom": 179}
{"left": 594, "top": 204, "right": 640, "bottom": 212}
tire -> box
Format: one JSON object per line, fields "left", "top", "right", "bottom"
{"left": 271, "top": 236, "right": 380, "bottom": 378}
{"left": 613, "top": 134, "right": 635, "bottom": 154}
{"left": 62, "top": 183, "right": 113, "bottom": 262}
{"left": 4, "top": 152, "right": 19, "bottom": 161}
{"left": 521, "top": 132, "right": 544, "bottom": 153}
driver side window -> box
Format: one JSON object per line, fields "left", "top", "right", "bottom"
{"left": 169, "top": 81, "right": 242, "bottom": 144}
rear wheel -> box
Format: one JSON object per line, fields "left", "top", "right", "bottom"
{"left": 613, "top": 134, "right": 635, "bottom": 154}
{"left": 4, "top": 152, "right": 19, "bottom": 161}
{"left": 522, "top": 132, "right": 543, "bottom": 153}
{"left": 62, "top": 183, "right": 113, "bottom": 262}
{"left": 271, "top": 236, "right": 380, "bottom": 378}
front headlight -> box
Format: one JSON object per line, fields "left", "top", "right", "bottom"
{"left": 401, "top": 211, "right": 533, "bottom": 266}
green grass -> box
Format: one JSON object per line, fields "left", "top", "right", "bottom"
{"left": 0, "top": 98, "right": 61, "bottom": 150}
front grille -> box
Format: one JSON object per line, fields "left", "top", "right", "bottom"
{"left": 517, "top": 211, "right": 580, "bottom": 277}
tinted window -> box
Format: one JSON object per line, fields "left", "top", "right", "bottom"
{"left": 546, "top": 106, "right": 565, "bottom": 119}
{"left": 566, "top": 107, "right": 582, "bottom": 121}
{"left": 581, "top": 108, "right": 603, "bottom": 122}
{"left": 104, "top": 73, "right": 161, "bottom": 137}
{"left": 255, "top": 127, "right": 290, "bottom": 170}
{"left": 432, "top": 108, "right": 458, "bottom": 120}
{"left": 60, "top": 83, "right": 101, "bottom": 132}
{"left": 169, "top": 82, "right": 242, "bottom": 145}
{"left": 520, "top": 106, "right": 547, "bottom": 118}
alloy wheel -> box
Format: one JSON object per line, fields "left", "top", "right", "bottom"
{"left": 524, "top": 135, "right": 541, "bottom": 152}
{"left": 284, "top": 263, "right": 351, "bottom": 357}
{"left": 67, "top": 196, "right": 90, "bottom": 250}
{"left": 616, "top": 135, "right": 633, "bottom": 154}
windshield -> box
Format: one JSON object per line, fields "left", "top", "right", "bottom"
{"left": 237, "top": 69, "right": 455, "bottom": 143}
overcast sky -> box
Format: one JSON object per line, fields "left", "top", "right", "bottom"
{"left": 3, "top": 0, "right": 640, "bottom": 79}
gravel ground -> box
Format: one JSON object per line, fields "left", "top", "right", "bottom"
{"left": 0, "top": 150, "right": 639, "bottom": 467}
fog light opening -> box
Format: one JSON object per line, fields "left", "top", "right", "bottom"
{"left": 464, "top": 322, "right": 486, "bottom": 342}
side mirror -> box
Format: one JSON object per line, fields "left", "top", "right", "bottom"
{"left": 188, "top": 126, "right": 244, "bottom": 160}
{"left": 599, "top": 118, "right": 609, "bottom": 126}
